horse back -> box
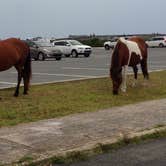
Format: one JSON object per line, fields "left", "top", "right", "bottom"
{"left": 129, "top": 37, "right": 148, "bottom": 59}
{"left": 0, "top": 38, "right": 29, "bottom": 71}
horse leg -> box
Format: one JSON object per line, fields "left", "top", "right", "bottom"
{"left": 23, "top": 69, "right": 29, "bottom": 95}
{"left": 141, "top": 59, "right": 149, "bottom": 80}
{"left": 14, "top": 68, "right": 23, "bottom": 97}
{"left": 121, "top": 65, "right": 128, "bottom": 92}
{"left": 132, "top": 65, "right": 138, "bottom": 87}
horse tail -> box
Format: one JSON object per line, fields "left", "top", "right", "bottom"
{"left": 24, "top": 48, "right": 32, "bottom": 86}
{"left": 141, "top": 42, "right": 149, "bottom": 80}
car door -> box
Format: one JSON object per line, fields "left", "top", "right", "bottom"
{"left": 54, "top": 41, "right": 71, "bottom": 55}
{"left": 63, "top": 41, "right": 71, "bottom": 55}
{"left": 153, "top": 38, "right": 160, "bottom": 47}
{"left": 147, "top": 38, "right": 155, "bottom": 47}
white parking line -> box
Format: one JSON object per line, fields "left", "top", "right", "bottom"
{"left": 63, "top": 67, "right": 108, "bottom": 71}
{"left": 11, "top": 72, "right": 97, "bottom": 78}
{"left": 33, "top": 72, "right": 97, "bottom": 78}
{"left": 149, "top": 65, "right": 166, "bottom": 68}
{"left": 0, "top": 81, "right": 17, "bottom": 85}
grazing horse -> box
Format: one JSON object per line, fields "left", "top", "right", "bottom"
{"left": 0, "top": 38, "right": 32, "bottom": 97}
{"left": 110, "top": 37, "right": 149, "bottom": 95}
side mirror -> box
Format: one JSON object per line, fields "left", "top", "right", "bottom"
{"left": 66, "top": 44, "right": 70, "bottom": 47}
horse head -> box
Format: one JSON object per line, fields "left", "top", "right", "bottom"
{"left": 110, "top": 67, "right": 122, "bottom": 95}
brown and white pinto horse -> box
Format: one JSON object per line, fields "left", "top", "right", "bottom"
{"left": 110, "top": 37, "right": 149, "bottom": 95}
{"left": 0, "top": 38, "right": 32, "bottom": 96}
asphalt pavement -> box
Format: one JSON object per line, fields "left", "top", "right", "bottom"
{"left": 0, "top": 47, "right": 166, "bottom": 89}
{"left": 58, "top": 138, "right": 166, "bottom": 166}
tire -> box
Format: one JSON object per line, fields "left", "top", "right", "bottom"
{"left": 84, "top": 53, "right": 90, "bottom": 57}
{"left": 71, "top": 50, "right": 78, "bottom": 58}
{"left": 55, "top": 55, "right": 62, "bottom": 61}
{"left": 104, "top": 45, "right": 110, "bottom": 50}
{"left": 38, "top": 53, "right": 45, "bottom": 61}
{"left": 159, "top": 43, "right": 164, "bottom": 48}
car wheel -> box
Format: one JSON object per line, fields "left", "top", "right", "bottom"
{"left": 159, "top": 43, "right": 164, "bottom": 48}
{"left": 38, "top": 53, "right": 45, "bottom": 61}
{"left": 55, "top": 55, "right": 62, "bottom": 60}
{"left": 105, "top": 45, "right": 110, "bottom": 50}
{"left": 84, "top": 53, "right": 90, "bottom": 57}
{"left": 65, "top": 54, "right": 71, "bottom": 57}
{"left": 71, "top": 50, "right": 78, "bottom": 58}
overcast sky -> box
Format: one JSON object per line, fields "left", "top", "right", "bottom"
{"left": 0, "top": 0, "right": 165, "bottom": 39}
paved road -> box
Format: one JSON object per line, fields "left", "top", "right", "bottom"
{"left": 55, "top": 138, "right": 166, "bottom": 166}
{"left": 0, "top": 47, "right": 165, "bottom": 89}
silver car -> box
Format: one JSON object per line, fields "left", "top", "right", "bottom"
{"left": 25, "top": 40, "right": 62, "bottom": 61}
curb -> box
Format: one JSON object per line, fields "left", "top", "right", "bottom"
{"left": 12, "top": 126, "right": 166, "bottom": 166}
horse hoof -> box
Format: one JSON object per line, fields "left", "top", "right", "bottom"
{"left": 121, "top": 89, "right": 126, "bottom": 93}
{"left": 23, "top": 90, "right": 28, "bottom": 95}
{"left": 14, "top": 93, "right": 18, "bottom": 97}
{"left": 14, "top": 95, "right": 18, "bottom": 97}
{"left": 113, "top": 90, "right": 118, "bottom": 95}
{"left": 23, "top": 92, "right": 28, "bottom": 95}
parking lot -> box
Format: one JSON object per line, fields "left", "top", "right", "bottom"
{"left": 0, "top": 47, "right": 166, "bottom": 89}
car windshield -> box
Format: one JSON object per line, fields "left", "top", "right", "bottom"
{"left": 111, "top": 38, "right": 118, "bottom": 42}
{"left": 35, "top": 42, "right": 53, "bottom": 47}
{"left": 69, "top": 40, "right": 82, "bottom": 46}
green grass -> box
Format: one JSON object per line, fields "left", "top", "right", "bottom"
{"left": 0, "top": 70, "right": 166, "bottom": 127}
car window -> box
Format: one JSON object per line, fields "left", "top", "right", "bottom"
{"left": 157, "top": 38, "right": 164, "bottom": 40}
{"left": 54, "top": 41, "right": 66, "bottom": 46}
{"left": 111, "top": 38, "right": 118, "bottom": 42}
{"left": 152, "top": 37, "right": 164, "bottom": 41}
{"left": 69, "top": 40, "right": 82, "bottom": 46}
{"left": 35, "top": 42, "right": 53, "bottom": 47}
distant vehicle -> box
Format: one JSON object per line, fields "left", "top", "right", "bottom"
{"left": 25, "top": 40, "right": 62, "bottom": 61}
{"left": 104, "top": 38, "right": 118, "bottom": 50}
{"left": 146, "top": 36, "right": 166, "bottom": 48}
{"left": 53, "top": 40, "right": 92, "bottom": 57}
{"left": 104, "top": 37, "right": 129, "bottom": 50}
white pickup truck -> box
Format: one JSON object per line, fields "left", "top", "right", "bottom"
{"left": 53, "top": 40, "right": 92, "bottom": 57}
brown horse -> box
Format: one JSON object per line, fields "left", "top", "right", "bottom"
{"left": 0, "top": 38, "right": 32, "bottom": 96}
{"left": 110, "top": 37, "right": 149, "bottom": 95}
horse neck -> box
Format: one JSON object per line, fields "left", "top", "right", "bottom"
{"left": 111, "top": 42, "right": 123, "bottom": 69}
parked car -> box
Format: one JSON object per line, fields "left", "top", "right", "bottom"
{"left": 104, "top": 37, "right": 130, "bottom": 50}
{"left": 146, "top": 36, "right": 166, "bottom": 48}
{"left": 104, "top": 38, "right": 118, "bottom": 50}
{"left": 25, "top": 40, "right": 62, "bottom": 61}
{"left": 53, "top": 40, "right": 92, "bottom": 57}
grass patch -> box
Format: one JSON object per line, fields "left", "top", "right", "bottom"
{"left": 0, "top": 70, "right": 166, "bottom": 127}
{"left": 18, "top": 155, "right": 34, "bottom": 164}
